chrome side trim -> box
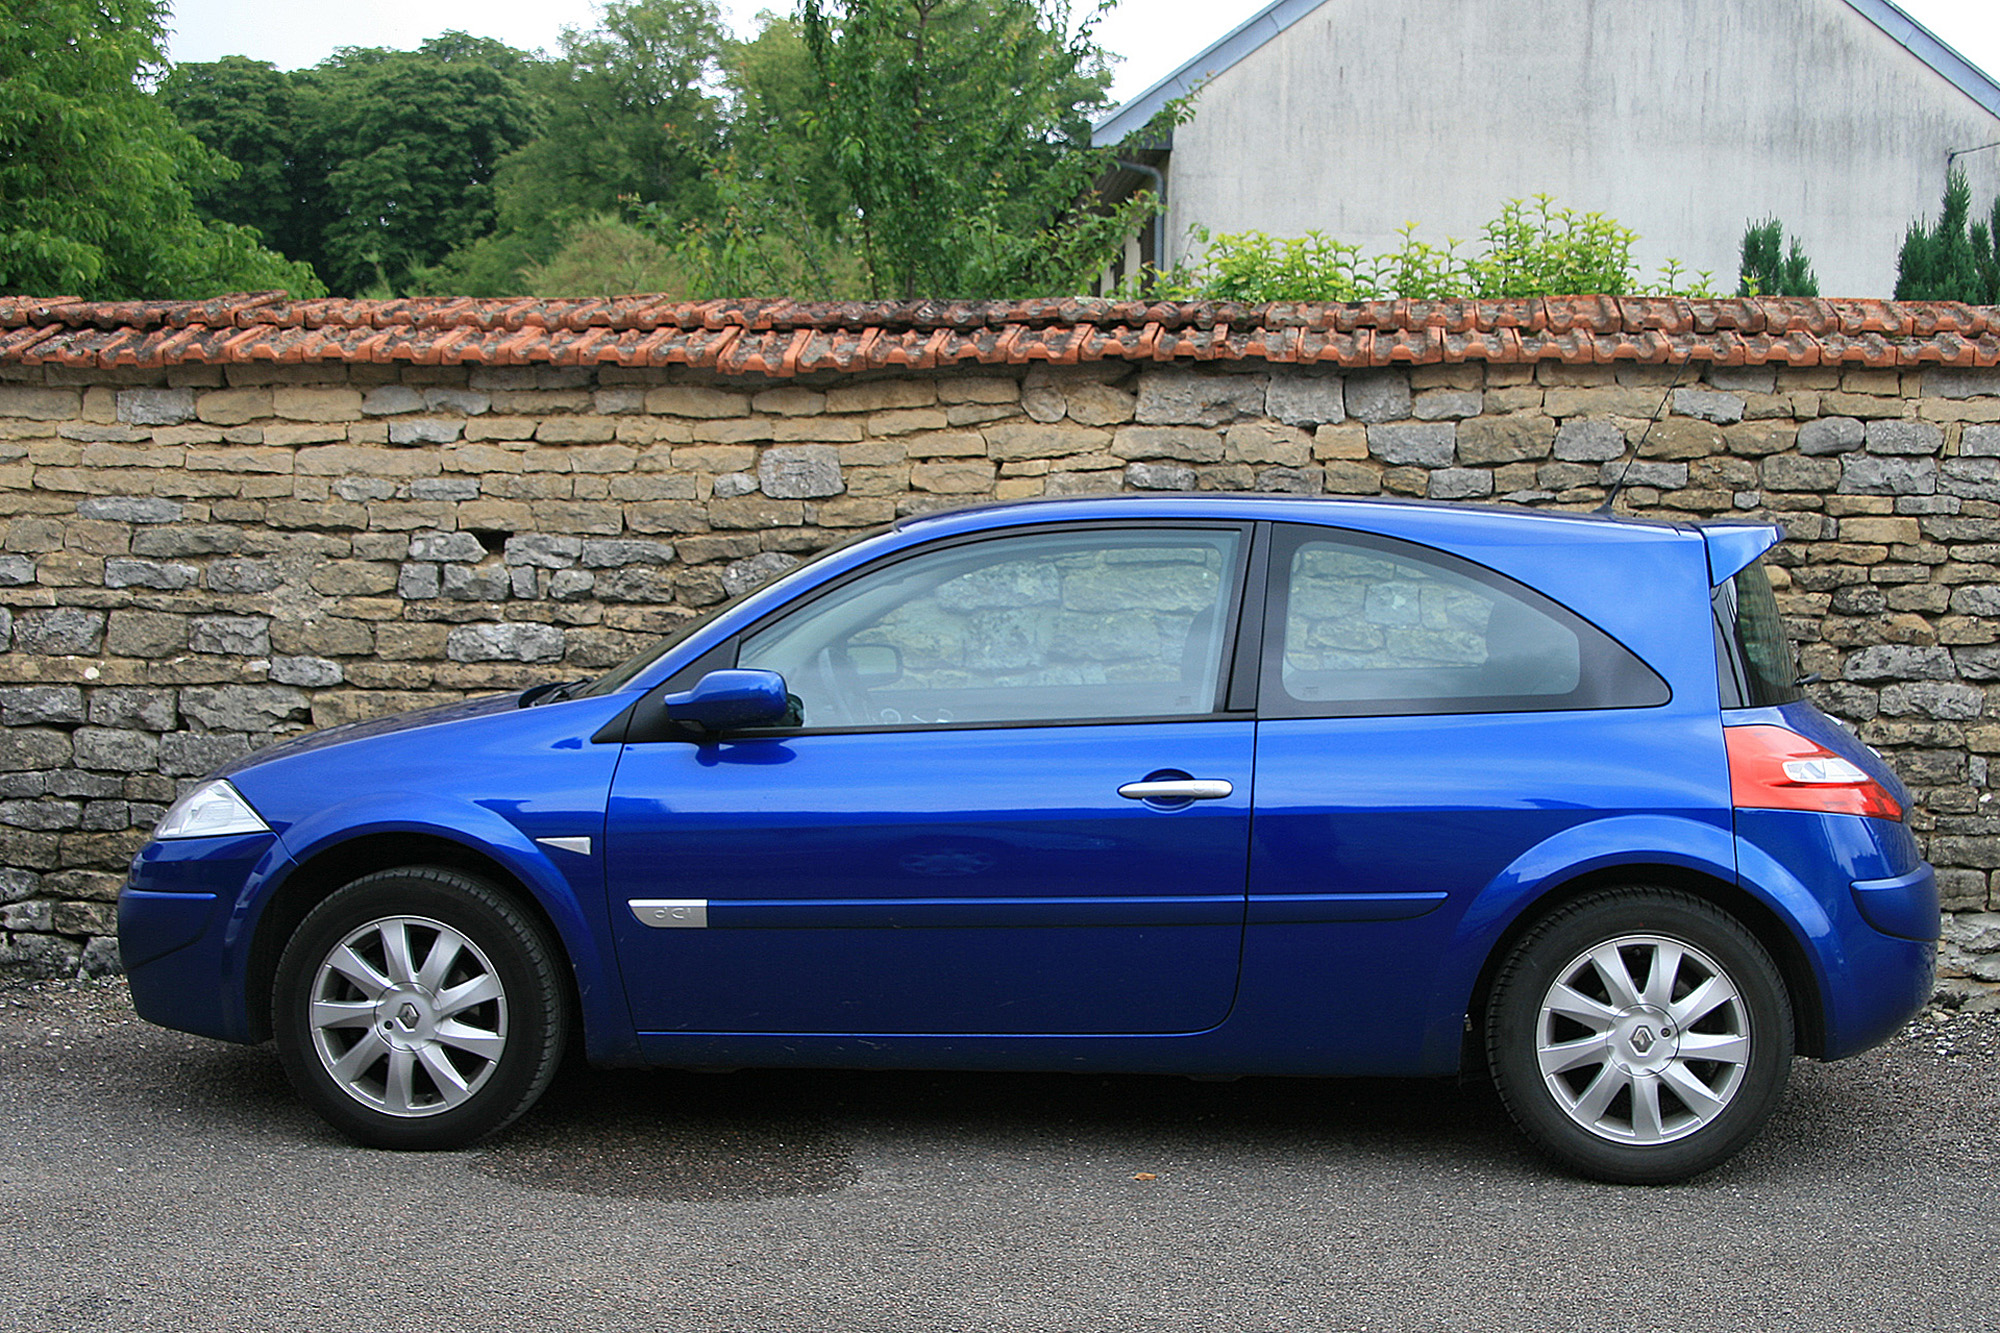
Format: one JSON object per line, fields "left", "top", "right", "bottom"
{"left": 1117, "top": 779, "right": 1234, "bottom": 801}
{"left": 536, "top": 836, "right": 592, "bottom": 856}
{"left": 630, "top": 899, "right": 707, "bottom": 929}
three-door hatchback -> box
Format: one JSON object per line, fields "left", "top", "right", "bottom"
{"left": 119, "top": 496, "right": 1939, "bottom": 1182}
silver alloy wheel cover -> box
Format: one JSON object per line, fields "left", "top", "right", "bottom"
{"left": 307, "top": 914, "right": 509, "bottom": 1119}
{"left": 1534, "top": 932, "right": 1751, "bottom": 1145}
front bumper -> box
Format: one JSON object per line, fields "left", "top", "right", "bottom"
{"left": 118, "top": 831, "right": 283, "bottom": 1043}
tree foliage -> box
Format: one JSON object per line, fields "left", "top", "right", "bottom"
{"left": 1736, "top": 217, "right": 1819, "bottom": 297}
{"left": 0, "top": 0, "right": 321, "bottom": 298}
{"left": 1895, "top": 169, "right": 2000, "bottom": 305}
{"left": 1154, "top": 197, "right": 1714, "bottom": 303}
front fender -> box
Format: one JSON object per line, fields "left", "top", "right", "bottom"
{"left": 237, "top": 792, "right": 638, "bottom": 1064}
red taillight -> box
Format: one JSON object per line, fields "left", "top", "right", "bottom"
{"left": 1725, "top": 724, "right": 1903, "bottom": 822}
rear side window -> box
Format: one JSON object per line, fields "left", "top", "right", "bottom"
{"left": 1715, "top": 559, "right": 1804, "bottom": 708}
{"left": 1263, "top": 525, "right": 1669, "bottom": 718}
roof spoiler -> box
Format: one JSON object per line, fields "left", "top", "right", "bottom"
{"left": 1699, "top": 522, "right": 1784, "bottom": 587}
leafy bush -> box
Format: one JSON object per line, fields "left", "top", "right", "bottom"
{"left": 1736, "top": 218, "right": 1818, "bottom": 297}
{"left": 1149, "top": 196, "right": 1713, "bottom": 302}
{"left": 1895, "top": 169, "right": 2000, "bottom": 305}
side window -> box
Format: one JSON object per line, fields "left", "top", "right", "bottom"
{"left": 1266, "top": 527, "right": 1667, "bottom": 717}
{"left": 739, "top": 526, "right": 1245, "bottom": 729}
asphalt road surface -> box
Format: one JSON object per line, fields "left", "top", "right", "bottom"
{"left": 1, "top": 978, "right": 1995, "bottom": 1333}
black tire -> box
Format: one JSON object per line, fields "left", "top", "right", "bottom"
{"left": 272, "top": 866, "right": 569, "bottom": 1150}
{"left": 1485, "top": 888, "right": 1793, "bottom": 1185}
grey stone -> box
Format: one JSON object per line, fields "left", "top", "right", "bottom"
{"left": 4, "top": 900, "right": 57, "bottom": 931}
{"left": 77, "top": 496, "right": 183, "bottom": 524}
{"left": 1427, "top": 468, "right": 1494, "bottom": 500}
{"left": 13, "top": 609, "right": 104, "bottom": 656}
{"left": 1343, "top": 371, "right": 1413, "bottom": 424}
{"left": 1134, "top": 370, "right": 1266, "bottom": 426}
{"left": 1841, "top": 454, "right": 1936, "bottom": 496}
{"left": 158, "top": 731, "right": 252, "bottom": 777}
{"left": 269, "top": 656, "right": 343, "bottom": 687}
{"left": 47, "top": 769, "right": 122, "bottom": 798}
{"left": 103, "top": 558, "right": 198, "bottom": 591}
{"left": 446, "top": 622, "right": 565, "bottom": 663}
{"left": 0, "top": 798, "right": 79, "bottom": 830}
{"left": 179, "top": 685, "right": 310, "bottom": 732}
{"left": 116, "top": 387, "right": 196, "bottom": 426}
{"left": 580, "top": 539, "right": 676, "bottom": 568}
{"left": 549, "top": 570, "right": 595, "bottom": 601}
{"left": 1020, "top": 374, "right": 1066, "bottom": 424}
{"left": 468, "top": 365, "right": 592, "bottom": 391}
{"left": 1552, "top": 419, "right": 1627, "bottom": 462}
{"left": 1844, "top": 645, "right": 1957, "bottom": 682}
{"left": 1954, "top": 646, "right": 2000, "bottom": 680}
{"left": 1367, "top": 421, "right": 1456, "bottom": 468}
{"left": 409, "top": 477, "right": 480, "bottom": 501}
{"left": 334, "top": 476, "right": 397, "bottom": 503}
{"left": 1672, "top": 388, "right": 1744, "bottom": 425}
{"left": 0, "top": 686, "right": 84, "bottom": 727}
{"left": 594, "top": 567, "right": 677, "bottom": 602}
{"left": 206, "top": 559, "right": 282, "bottom": 593}
{"left": 510, "top": 567, "right": 538, "bottom": 598}
{"left": 0, "top": 773, "right": 47, "bottom": 797}
{"left": 1265, "top": 371, "right": 1346, "bottom": 427}
{"left": 1705, "top": 368, "right": 1778, "bottom": 394}
{"left": 1601, "top": 460, "right": 1689, "bottom": 489}
{"left": 723, "top": 552, "right": 804, "bottom": 597}
{"left": 424, "top": 387, "right": 491, "bottom": 415}
{"left": 398, "top": 564, "right": 441, "bottom": 599}
{"left": 87, "top": 689, "right": 176, "bottom": 730}
{"left": 1951, "top": 585, "right": 2000, "bottom": 617}
{"left": 1941, "top": 457, "right": 2000, "bottom": 500}
{"left": 1922, "top": 367, "right": 2000, "bottom": 399}
{"left": 711, "top": 472, "right": 760, "bottom": 498}
{"left": 504, "top": 535, "right": 581, "bottom": 568}
{"left": 1412, "top": 389, "right": 1483, "bottom": 422}
{"left": 1760, "top": 455, "right": 1841, "bottom": 492}
{"left": 361, "top": 385, "right": 425, "bottom": 416}
{"left": 1865, "top": 420, "right": 1943, "bottom": 456}
{"left": 71, "top": 727, "right": 160, "bottom": 772}
{"left": 759, "top": 445, "right": 845, "bottom": 499}
{"left": 1878, "top": 681, "right": 1985, "bottom": 720}
{"left": 1798, "top": 417, "right": 1865, "bottom": 455}
{"left": 0, "top": 606, "right": 10, "bottom": 648}
{"left": 0, "top": 934, "right": 82, "bottom": 980}
{"left": 0, "top": 554, "right": 35, "bottom": 587}
{"left": 1125, "top": 461, "right": 1197, "bottom": 490}
{"left": 442, "top": 565, "right": 511, "bottom": 601}
{"left": 77, "top": 936, "right": 121, "bottom": 977}
{"left": 132, "top": 525, "right": 242, "bottom": 556}
{"left": 190, "top": 615, "right": 270, "bottom": 656}
{"left": 1254, "top": 466, "right": 1322, "bottom": 495}
{"left": 1963, "top": 424, "right": 2000, "bottom": 457}
{"left": 408, "top": 531, "right": 487, "bottom": 563}
{"left": 0, "top": 869, "right": 37, "bottom": 904}
{"left": 389, "top": 418, "right": 464, "bottom": 445}
{"left": 0, "top": 729, "right": 71, "bottom": 772}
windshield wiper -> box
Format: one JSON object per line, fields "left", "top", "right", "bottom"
{"left": 520, "top": 678, "right": 588, "bottom": 707}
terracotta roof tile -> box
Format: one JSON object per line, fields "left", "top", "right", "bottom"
{"left": 4, "top": 294, "right": 1999, "bottom": 375}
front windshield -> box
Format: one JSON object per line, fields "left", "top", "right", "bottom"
{"left": 569, "top": 522, "right": 891, "bottom": 698}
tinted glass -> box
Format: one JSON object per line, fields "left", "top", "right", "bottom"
{"left": 739, "top": 527, "right": 1244, "bottom": 728}
{"left": 1266, "top": 527, "right": 1668, "bottom": 717}
{"left": 1720, "top": 559, "right": 1804, "bottom": 707}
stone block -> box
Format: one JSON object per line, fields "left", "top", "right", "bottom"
{"left": 0, "top": 728, "right": 71, "bottom": 771}
{"left": 1224, "top": 423, "right": 1310, "bottom": 466}
{"left": 309, "top": 561, "right": 399, "bottom": 596}
{"left": 76, "top": 496, "right": 183, "bottom": 524}
{"left": 116, "top": 388, "right": 195, "bottom": 426}
{"left": 1865, "top": 420, "right": 1943, "bottom": 456}
{"left": 88, "top": 688, "right": 176, "bottom": 731}
{"left": 1761, "top": 455, "right": 1840, "bottom": 492}
{"left": 269, "top": 656, "right": 343, "bottom": 687}
{"left": 407, "top": 531, "right": 488, "bottom": 563}
{"left": 103, "top": 557, "right": 198, "bottom": 590}
{"left": 759, "top": 445, "right": 845, "bottom": 499}
{"left": 374, "top": 623, "right": 449, "bottom": 659}
{"left": 1844, "top": 644, "right": 1956, "bottom": 682}
{"left": 180, "top": 685, "right": 310, "bottom": 732}
{"left": 389, "top": 419, "right": 465, "bottom": 445}
{"left": 1125, "top": 462, "right": 1196, "bottom": 491}
{"left": 1064, "top": 383, "right": 1138, "bottom": 427}
{"left": 1320, "top": 461, "right": 1381, "bottom": 494}
{"left": 1367, "top": 422, "right": 1455, "bottom": 468}
{"left": 1600, "top": 460, "right": 1688, "bottom": 489}
{"left": 1922, "top": 368, "right": 2000, "bottom": 400}
{"left": 1941, "top": 458, "right": 2000, "bottom": 501}
{"left": 71, "top": 727, "right": 160, "bottom": 772}
{"left": 984, "top": 423, "right": 1111, "bottom": 461}
{"left": 579, "top": 539, "right": 676, "bottom": 568}
{"left": 910, "top": 460, "right": 997, "bottom": 494}
{"left": 1340, "top": 371, "right": 1411, "bottom": 424}
{"left": 189, "top": 615, "right": 270, "bottom": 656}
{"left": 722, "top": 552, "right": 803, "bottom": 597}
{"left": 1112, "top": 426, "right": 1224, "bottom": 463}
{"left": 711, "top": 472, "right": 759, "bottom": 498}
{"left": 446, "top": 622, "right": 565, "bottom": 663}
{"left": 272, "top": 386, "right": 364, "bottom": 422}
{"left": 410, "top": 477, "right": 480, "bottom": 502}
{"left": 0, "top": 386, "right": 80, "bottom": 420}
{"left": 825, "top": 381, "right": 936, "bottom": 413}
{"left": 105, "top": 610, "right": 185, "bottom": 657}
{"left": 1457, "top": 416, "right": 1554, "bottom": 465}
{"left": 1842, "top": 455, "right": 1936, "bottom": 496}
{"left": 15, "top": 608, "right": 105, "bottom": 656}
{"left": 549, "top": 569, "right": 595, "bottom": 600}
{"left": 504, "top": 535, "right": 582, "bottom": 568}
{"left": 1878, "top": 681, "right": 1984, "bottom": 719}
{"left": 1427, "top": 468, "right": 1493, "bottom": 500}
{"left": 158, "top": 731, "right": 253, "bottom": 777}
{"left": 1255, "top": 466, "right": 1322, "bottom": 495}
{"left": 0, "top": 686, "right": 85, "bottom": 727}
{"left": 361, "top": 385, "right": 425, "bottom": 416}
{"left": 1411, "top": 389, "right": 1483, "bottom": 422}
{"left": 1266, "top": 371, "right": 1345, "bottom": 427}
{"left": 442, "top": 565, "right": 512, "bottom": 601}
{"left": 206, "top": 558, "right": 282, "bottom": 594}
{"left": 0, "top": 554, "right": 34, "bottom": 586}
{"left": 1134, "top": 370, "right": 1265, "bottom": 426}
{"left": 627, "top": 501, "right": 706, "bottom": 534}
{"left": 1672, "top": 388, "right": 1744, "bottom": 425}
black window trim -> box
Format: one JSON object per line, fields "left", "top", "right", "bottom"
{"left": 1258, "top": 522, "right": 1672, "bottom": 720}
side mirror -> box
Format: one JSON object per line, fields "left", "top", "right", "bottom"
{"left": 660, "top": 669, "right": 791, "bottom": 733}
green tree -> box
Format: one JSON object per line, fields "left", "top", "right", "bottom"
{"left": 792, "top": 0, "right": 1154, "bottom": 299}
{"left": 0, "top": 0, "right": 321, "bottom": 298}
{"left": 1895, "top": 169, "right": 2000, "bottom": 304}
{"left": 1736, "top": 217, "right": 1818, "bottom": 297}
{"left": 159, "top": 56, "right": 310, "bottom": 262}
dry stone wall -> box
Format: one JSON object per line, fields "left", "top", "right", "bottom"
{"left": 1, "top": 353, "right": 1997, "bottom": 1006}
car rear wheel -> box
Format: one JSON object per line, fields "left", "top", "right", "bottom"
{"left": 1485, "top": 887, "right": 1793, "bottom": 1184}
{"left": 272, "top": 867, "right": 568, "bottom": 1150}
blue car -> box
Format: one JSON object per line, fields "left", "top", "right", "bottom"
{"left": 119, "top": 496, "right": 1937, "bottom": 1183}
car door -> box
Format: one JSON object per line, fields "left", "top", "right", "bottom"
{"left": 605, "top": 522, "right": 1257, "bottom": 1035}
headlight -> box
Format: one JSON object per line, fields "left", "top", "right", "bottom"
{"left": 153, "top": 779, "right": 271, "bottom": 840}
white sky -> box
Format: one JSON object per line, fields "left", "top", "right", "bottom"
{"left": 163, "top": 0, "right": 2000, "bottom": 114}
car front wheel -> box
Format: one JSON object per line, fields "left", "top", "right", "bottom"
{"left": 1485, "top": 888, "right": 1793, "bottom": 1184}
{"left": 272, "top": 867, "right": 568, "bottom": 1150}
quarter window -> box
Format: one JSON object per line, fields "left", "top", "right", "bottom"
{"left": 739, "top": 527, "right": 1245, "bottom": 728}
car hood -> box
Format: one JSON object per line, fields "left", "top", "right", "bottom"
{"left": 214, "top": 690, "right": 531, "bottom": 778}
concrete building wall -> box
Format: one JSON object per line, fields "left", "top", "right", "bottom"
{"left": 1162, "top": 0, "right": 2000, "bottom": 297}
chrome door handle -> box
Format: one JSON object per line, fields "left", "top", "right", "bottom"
{"left": 1117, "top": 779, "right": 1234, "bottom": 801}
